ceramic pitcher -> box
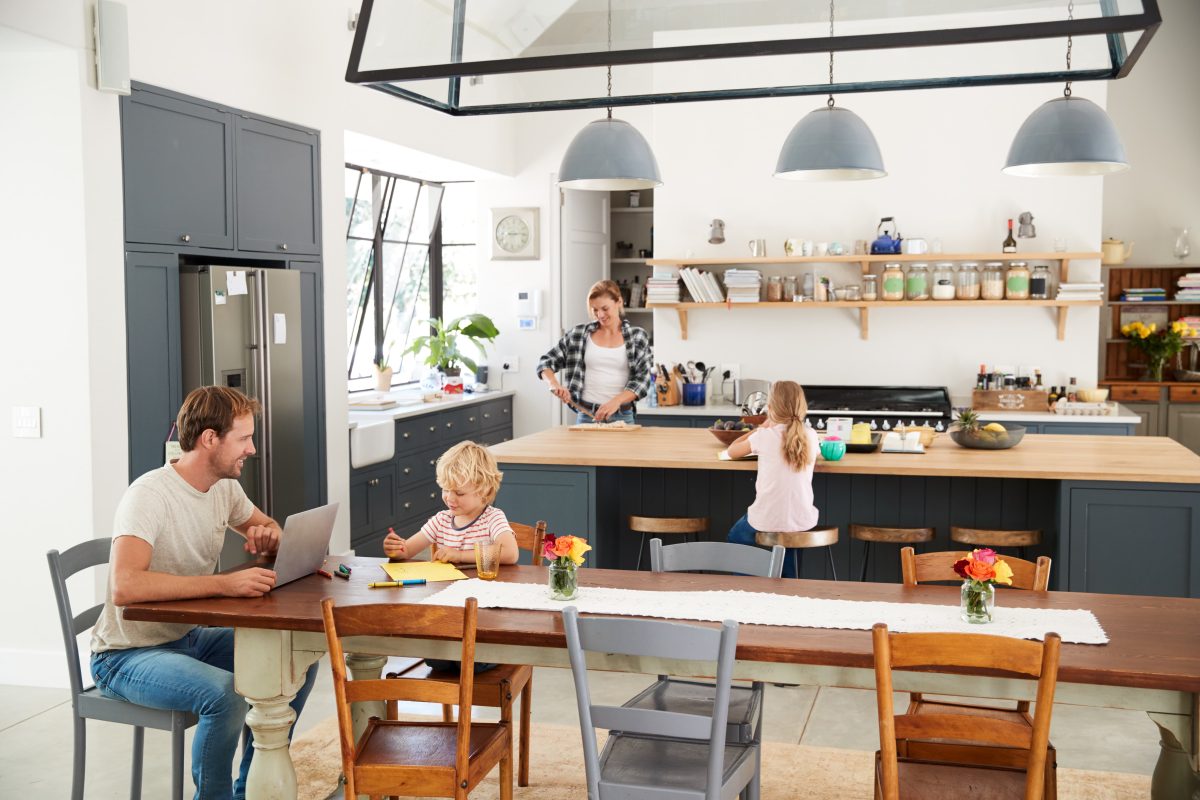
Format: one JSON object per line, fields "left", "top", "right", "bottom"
{"left": 1101, "top": 237, "right": 1134, "bottom": 265}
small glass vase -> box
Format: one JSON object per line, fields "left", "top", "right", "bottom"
{"left": 1145, "top": 357, "right": 1166, "bottom": 383}
{"left": 548, "top": 561, "right": 579, "bottom": 601}
{"left": 960, "top": 580, "right": 995, "bottom": 624}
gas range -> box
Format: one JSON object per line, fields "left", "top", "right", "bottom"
{"left": 802, "top": 385, "right": 954, "bottom": 433}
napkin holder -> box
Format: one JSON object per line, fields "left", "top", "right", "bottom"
{"left": 881, "top": 430, "right": 924, "bottom": 454}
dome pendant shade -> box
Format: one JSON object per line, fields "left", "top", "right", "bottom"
{"left": 558, "top": 118, "right": 662, "bottom": 191}
{"left": 774, "top": 106, "right": 886, "bottom": 181}
{"left": 1003, "top": 96, "right": 1129, "bottom": 177}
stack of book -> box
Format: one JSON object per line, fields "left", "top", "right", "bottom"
{"left": 1119, "top": 287, "right": 1167, "bottom": 302}
{"left": 1056, "top": 282, "right": 1104, "bottom": 301}
{"left": 722, "top": 268, "right": 762, "bottom": 303}
{"left": 679, "top": 267, "right": 724, "bottom": 302}
{"left": 1176, "top": 273, "right": 1200, "bottom": 302}
{"left": 646, "top": 267, "right": 682, "bottom": 305}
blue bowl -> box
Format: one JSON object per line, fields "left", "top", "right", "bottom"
{"left": 819, "top": 440, "right": 847, "bottom": 461}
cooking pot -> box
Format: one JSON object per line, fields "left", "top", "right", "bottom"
{"left": 872, "top": 217, "right": 903, "bottom": 255}
{"left": 1101, "top": 237, "right": 1134, "bottom": 265}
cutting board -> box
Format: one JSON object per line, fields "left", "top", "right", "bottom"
{"left": 568, "top": 423, "right": 643, "bottom": 431}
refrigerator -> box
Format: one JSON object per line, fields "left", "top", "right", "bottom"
{"left": 180, "top": 265, "right": 305, "bottom": 566}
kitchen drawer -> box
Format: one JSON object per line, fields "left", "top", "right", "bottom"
{"left": 395, "top": 414, "right": 443, "bottom": 450}
{"left": 397, "top": 480, "right": 442, "bottom": 520}
{"left": 1170, "top": 385, "right": 1200, "bottom": 403}
{"left": 395, "top": 445, "right": 440, "bottom": 488}
{"left": 477, "top": 397, "right": 512, "bottom": 429}
{"left": 478, "top": 424, "right": 514, "bottom": 447}
{"left": 1110, "top": 384, "right": 1162, "bottom": 403}
{"left": 439, "top": 406, "right": 479, "bottom": 442}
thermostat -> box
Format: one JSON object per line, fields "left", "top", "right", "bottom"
{"left": 515, "top": 288, "right": 541, "bottom": 317}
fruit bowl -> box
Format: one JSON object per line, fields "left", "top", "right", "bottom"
{"left": 740, "top": 414, "right": 767, "bottom": 426}
{"left": 708, "top": 420, "right": 754, "bottom": 445}
{"left": 949, "top": 422, "right": 1026, "bottom": 450}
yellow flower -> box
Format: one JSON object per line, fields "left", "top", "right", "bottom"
{"left": 1148, "top": 323, "right": 1157, "bottom": 333}
{"left": 1140, "top": 328, "right": 1151, "bottom": 339}
{"left": 1120, "top": 324, "right": 1130, "bottom": 335}
{"left": 567, "top": 536, "right": 591, "bottom": 566}
{"left": 992, "top": 558, "right": 1014, "bottom": 586}
{"left": 1173, "top": 321, "right": 1185, "bottom": 333}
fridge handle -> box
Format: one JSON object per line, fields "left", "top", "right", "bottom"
{"left": 249, "top": 270, "right": 272, "bottom": 518}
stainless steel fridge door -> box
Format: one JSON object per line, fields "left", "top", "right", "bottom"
{"left": 260, "top": 268, "right": 305, "bottom": 524}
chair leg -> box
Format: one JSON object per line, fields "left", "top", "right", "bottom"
{"left": 859, "top": 542, "right": 871, "bottom": 581}
{"left": 518, "top": 677, "right": 532, "bottom": 786}
{"left": 792, "top": 549, "right": 802, "bottom": 580}
{"left": 130, "top": 725, "right": 144, "bottom": 800}
{"left": 635, "top": 531, "right": 647, "bottom": 571}
{"left": 71, "top": 716, "right": 85, "bottom": 800}
{"left": 171, "top": 717, "right": 186, "bottom": 800}
{"left": 442, "top": 704, "right": 454, "bottom": 722}
{"left": 826, "top": 545, "right": 838, "bottom": 581}
{"left": 499, "top": 738, "right": 514, "bottom": 800}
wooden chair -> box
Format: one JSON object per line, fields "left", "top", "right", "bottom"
{"left": 628, "top": 515, "right": 708, "bottom": 570}
{"left": 323, "top": 597, "right": 512, "bottom": 800}
{"left": 901, "top": 547, "right": 1052, "bottom": 592}
{"left": 755, "top": 527, "right": 839, "bottom": 580}
{"left": 872, "top": 623, "right": 1061, "bottom": 800}
{"left": 385, "top": 521, "right": 545, "bottom": 787}
{"left": 851, "top": 524, "right": 935, "bottom": 581}
{"left": 952, "top": 526, "right": 1043, "bottom": 561}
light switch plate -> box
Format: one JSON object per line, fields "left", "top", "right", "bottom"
{"left": 12, "top": 406, "right": 41, "bottom": 438}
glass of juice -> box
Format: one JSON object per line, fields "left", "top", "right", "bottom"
{"left": 474, "top": 541, "right": 500, "bottom": 580}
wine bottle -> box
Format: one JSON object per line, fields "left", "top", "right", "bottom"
{"left": 1003, "top": 219, "right": 1017, "bottom": 253}
{"left": 1047, "top": 386, "right": 1059, "bottom": 407}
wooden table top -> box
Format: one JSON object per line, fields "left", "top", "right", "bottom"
{"left": 123, "top": 561, "right": 1200, "bottom": 694}
{"left": 488, "top": 427, "right": 1200, "bottom": 484}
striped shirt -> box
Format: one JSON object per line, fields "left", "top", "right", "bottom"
{"left": 420, "top": 506, "right": 514, "bottom": 550}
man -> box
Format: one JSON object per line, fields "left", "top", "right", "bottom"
{"left": 90, "top": 386, "right": 317, "bottom": 799}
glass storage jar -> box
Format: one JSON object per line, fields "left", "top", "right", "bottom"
{"left": 843, "top": 284, "right": 862, "bottom": 301}
{"left": 956, "top": 262, "right": 981, "bottom": 299}
{"left": 981, "top": 262, "right": 1006, "bottom": 300}
{"left": 906, "top": 263, "right": 930, "bottom": 300}
{"left": 766, "top": 275, "right": 784, "bottom": 302}
{"left": 861, "top": 273, "right": 879, "bottom": 301}
{"left": 932, "top": 263, "right": 956, "bottom": 300}
{"left": 783, "top": 275, "right": 798, "bottom": 302}
{"left": 881, "top": 263, "right": 905, "bottom": 301}
{"left": 1006, "top": 261, "right": 1031, "bottom": 300}
{"left": 1029, "top": 264, "right": 1052, "bottom": 299}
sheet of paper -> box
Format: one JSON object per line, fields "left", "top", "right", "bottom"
{"left": 273, "top": 313, "right": 287, "bottom": 344}
{"left": 381, "top": 561, "right": 469, "bottom": 582}
{"left": 213, "top": 289, "right": 227, "bottom": 306}
{"left": 226, "top": 270, "right": 248, "bottom": 296}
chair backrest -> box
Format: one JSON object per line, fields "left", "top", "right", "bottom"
{"left": 562, "top": 606, "right": 738, "bottom": 800}
{"left": 872, "top": 623, "right": 1061, "bottom": 800}
{"left": 47, "top": 538, "right": 114, "bottom": 704}
{"left": 650, "top": 538, "right": 785, "bottom": 578}
{"left": 900, "top": 547, "right": 1052, "bottom": 591}
{"left": 510, "top": 520, "right": 548, "bottom": 566}
{"left": 322, "top": 598, "right": 480, "bottom": 781}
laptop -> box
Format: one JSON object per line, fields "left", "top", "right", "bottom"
{"left": 267, "top": 503, "right": 340, "bottom": 589}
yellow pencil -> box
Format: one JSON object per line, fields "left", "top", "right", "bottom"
{"left": 368, "top": 579, "right": 427, "bottom": 588}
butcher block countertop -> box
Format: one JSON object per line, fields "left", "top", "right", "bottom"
{"left": 489, "top": 427, "right": 1200, "bottom": 484}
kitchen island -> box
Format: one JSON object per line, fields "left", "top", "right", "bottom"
{"left": 491, "top": 428, "right": 1200, "bottom": 597}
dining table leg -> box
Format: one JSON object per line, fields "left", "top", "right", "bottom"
{"left": 1147, "top": 694, "right": 1199, "bottom": 800}
{"left": 346, "top": 653, "right": 388, "bottom": 741}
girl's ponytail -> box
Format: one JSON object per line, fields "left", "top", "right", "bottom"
{"left": 768, "top": 381, "right": 812, "bottom": 470}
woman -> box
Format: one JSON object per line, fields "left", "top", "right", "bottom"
{"left": 538, "top": 279, "right": 653, "bottom": 424}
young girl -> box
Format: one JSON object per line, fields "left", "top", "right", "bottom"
{"left": 724, "top": 381, "right": 820, "bottom": 578}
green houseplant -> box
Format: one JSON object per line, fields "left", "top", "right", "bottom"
{"left": 403, "top": 314, "right": 500, "bottom": 377}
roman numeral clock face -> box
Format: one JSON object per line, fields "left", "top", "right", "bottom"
{"left": 495, "top": 215, "right": 529, "bottom": 253}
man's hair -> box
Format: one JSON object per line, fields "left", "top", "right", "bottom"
{"left": 177, "top": 386, "right": 261, "bottom": 451}
{"left": 435, "top": 441, "right": 504, "bottom": 504}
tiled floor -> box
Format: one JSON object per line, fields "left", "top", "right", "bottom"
{"left": 0, "top": 657, "right": 1163, "bottom": 797}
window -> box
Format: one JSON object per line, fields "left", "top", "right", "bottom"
{"left": 345, "top": 165, "right": 477, "bottom": 390}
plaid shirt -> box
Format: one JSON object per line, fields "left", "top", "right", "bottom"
{"left": 537, "top": 319, "right": 653, "bottom": 406}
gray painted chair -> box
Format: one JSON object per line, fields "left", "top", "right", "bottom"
{"left": 47, "top": 538, "right": 196, "bottom": 800}
{"left": 563, "top": 606, "right": 761, "bottom": 800}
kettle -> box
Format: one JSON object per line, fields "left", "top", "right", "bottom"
{"left": 1101, "top": 237, "right": 1135, "bottom": 265}
{"left": 872, "top": 217, "right": 903, "bottom": 255}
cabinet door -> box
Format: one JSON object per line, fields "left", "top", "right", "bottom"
{"left": 122, "top": 90, "right": 234, "bottom": 249}
{"left": 235, "top": 117, "right": 320, "bottom": 255}
{"left": 125, "top": 252, "right": 182, "bottom": 481}
{"left": 350, "top": 466, "right": 396, "bottom": 538}
{"left": 289, "top": 261, "right": 326, "bottom": 508}
{"left": 1124, "top": 402, "right": 1161, "bottom": 436}
{"left": 1167, "top": 405, "right": 1200, "bottom": 454}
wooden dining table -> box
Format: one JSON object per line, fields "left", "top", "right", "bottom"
{"left": 123, "top": 560, "right": 1200, "bottom": 800}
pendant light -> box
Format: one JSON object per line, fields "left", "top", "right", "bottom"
{"left": 775, "top": 0, "right": 885, "bottom": 181}
{"left": 1003, "top": 1, "right": 1128, "bottom": 177}
{"left": 558, "top": 0, "right": 661, "bottom": 191}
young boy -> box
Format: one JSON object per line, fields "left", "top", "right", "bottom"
{"left": 383, "top": 440, "right": 519, "bottom": 565}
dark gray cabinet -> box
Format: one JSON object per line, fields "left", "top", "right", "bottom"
{"left": 349, "top": 465, "right": 396, "bottom": 540}
{"left": 1167, "top": 404, "right": 1200, "bottom": 454}
{"left": 125, "top": 252, "right": 182, "bottom": 479}
{"left": 1125, "top": 401, "right": 1162, "bottom": 436}
{"left": 290, "top": 261, "right": 327, "bottom": 508}
{"left": 235, "top": 117, "right": 321, "bottom": 255}
{"left": 122, "top": 90, "right": 234, "bottom": 249}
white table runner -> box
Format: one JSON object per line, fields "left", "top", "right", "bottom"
{"left": 420, "top": 579, "right": 1109, "bottom": 645}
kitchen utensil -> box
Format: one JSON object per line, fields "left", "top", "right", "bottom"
{"left": 741, "top": 391, "right": 769, "bottom": 416}
{"left": 901, "top": 238, "right": 928, "bottom": 255}
{"left": 1101, "top": 237, "right": 1135, "bottom": 265}
{"left": 749, "top": 239, "right": 767, "bottom": 257}
{"left": 950, "top": 423, "right": 1026, "bottom": 450}
{"left": 871, "top": 217, "right": 903, "bottom": 254}
{"left": 732, "top": 379, "right": 771, "bottom": 406}
{"left": 683, "top": 383, "right": 707, "bottom": 406}
{"left": 1076, "top": 388, "right": 1109, "bottom": 403}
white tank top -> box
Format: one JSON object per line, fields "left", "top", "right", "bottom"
{"left": 581, "top": 337, "right": 629, "bottom": 404}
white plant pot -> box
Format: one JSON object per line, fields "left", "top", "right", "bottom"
{"left": 373, "top": 367, "right": 394, "bottom": 392}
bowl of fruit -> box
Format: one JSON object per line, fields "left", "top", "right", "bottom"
{"left": 949, "top": 410, "right": 1026, "bottom": 450}
{"left": 709, "top": 419, "right": 755, "bottom": 445}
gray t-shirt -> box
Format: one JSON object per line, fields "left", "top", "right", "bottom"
{"left": 91, "top": 465, "right": 254, "bottom": 652}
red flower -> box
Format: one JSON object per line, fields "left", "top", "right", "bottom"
{"left": 953, "top": 558, "right": 970, "bottom": 579}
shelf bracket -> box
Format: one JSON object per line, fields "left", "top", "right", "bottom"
{"left": 1061, "top": 259, "right": 1071, "bottom": 284}
{"left": 676, "top": 308, "right": 689, "bottom": 340}
{"left": 1057, "top": 306, "right": 1068, "bottom": 340}
{"left": 859, "top": 307, "right": 870, "bottom": 340}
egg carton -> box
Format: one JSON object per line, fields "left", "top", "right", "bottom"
{"left": 1053, "top": 401, "right": 1119, "bottom": 416}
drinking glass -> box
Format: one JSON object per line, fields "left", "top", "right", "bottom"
{"left": 1176, "top": 228, "right": 1191, "bottom": 263}
{"left": 474, "top": 541, "right": 500, "bottom": 580}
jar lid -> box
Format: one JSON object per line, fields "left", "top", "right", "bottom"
{"left": 910, "top": 262, "right": 929, "bottom": 268}
{"left": 884, "top": 262, "right": 902, "bottom": 268}
{"left": 934, "top": 262, "right": 955, "bottom": 268}
{"left": 985, "top": 261, "right": 1004, "bottom": 267}
{"left": 960, "top": 261, "right": 979, "bottom": 267}
{"left": 1009, "top": 261, "right": 1029, "bottom": 267}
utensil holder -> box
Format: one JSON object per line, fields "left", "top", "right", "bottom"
{"left": 683, "top": 383, "right": 707, "bottom": 406}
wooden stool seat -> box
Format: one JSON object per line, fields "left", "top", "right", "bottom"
{"left": 850, "top": 525, "right": 935, "bottom": 581}
{"left": 628, "top": 516, "right": 709, "bottom": 570}
{"left": 755, "top": 527, "right": 839, "bottom": 580}
{"left": 951, "top": 526, "right": 1042, "bottom": 560}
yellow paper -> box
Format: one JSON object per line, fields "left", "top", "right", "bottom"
{"left": 380, "top": 561, "right": 469, "bottom": 582}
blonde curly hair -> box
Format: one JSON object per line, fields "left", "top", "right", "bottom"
{"left": 435, "top": 441, "right": 504, "bottom": 503}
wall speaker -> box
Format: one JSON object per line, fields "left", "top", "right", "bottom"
{"left": 94, "top": 0, "right": 131, "bottom": 95}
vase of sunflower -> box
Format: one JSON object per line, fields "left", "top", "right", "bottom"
{"left": 543, "top": 534, "right": 591, "bottom": 600}
{"left": 1121, "top": 320, "right": 1197, "bottom": 382}
{"left": 953, "top": 548, "right": 1014, "bottom": 624}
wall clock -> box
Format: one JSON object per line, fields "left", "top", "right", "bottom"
{"left": 490, "top": 207, "right": 539, "bottom": 260}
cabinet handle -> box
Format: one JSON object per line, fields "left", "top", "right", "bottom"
{"left": 368, "top": 478, "right": 379, "bottom": 487}
{"left": 429, "top": 425, "right": 436, "bottom": 432}
{"left": 402, "top": 432, "right": 410, "bottom": 439}
{"left": 403, "top": 467, "right": 411, "bottom": 474}
{"left": 483, "top": 413, "right": 491, "bottom": 420}
{"left": 429, "top": 459, "right": 436, "bottom": 466}
{"left": 404, "top": 502, "right": 412, "bottom": 510}
{"left": 430, "top": 492, "right": 437, "bottom": 499}
{"left": 279, "top": 243, "right": 288, "bottom": 251}
{"left": 180, "top": 234, "right": 191, "bottom": 243}
{"left": 503, "top": 408, "right": 509, "bottom": 414}
{"left": 446, "top": 422, "right": 453, "bottom": 428}
{"left": 468, "top": 416, "right": 476, "bottom": 422}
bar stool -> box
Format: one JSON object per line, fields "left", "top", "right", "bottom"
{"left": 755, "top": 527, "right": 839, "bottom": 580}
{"left": 850, "top": 524, "right": 934, "bottom": 581}
{"left": 627, "top": 515, "right": 708, "bottom": 570}
{"left": 951, "top": 526, "right": 1041, "bottom": 560}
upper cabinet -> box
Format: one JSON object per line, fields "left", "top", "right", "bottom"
{"left": 122, "top": 90, "right": 235, "bottom": 249}
{"left": 234, "top": 117, "right": 321, "bottom": 255}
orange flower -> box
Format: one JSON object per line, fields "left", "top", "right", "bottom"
{"left": 963, "top": 559, "right": 996, "bottom": 582}
{"left": 553, "top": 536, "right": 574, "bottom": 557}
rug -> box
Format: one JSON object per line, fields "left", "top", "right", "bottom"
{"left": 291, "top": 716, "right": 1151, "bottom": 800}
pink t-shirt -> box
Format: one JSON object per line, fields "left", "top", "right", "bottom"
{"left": 420, "top": 506, "right": 514, "bottom": 550}
{"left": 746, "top": 424, "right": 820, "bottom": 533}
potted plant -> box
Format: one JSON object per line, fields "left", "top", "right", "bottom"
{"left": 372, "top": 358, "right": 394, "bottom": 393}
{"left": 404, "top": 314, "right": 500, "bottom": 392}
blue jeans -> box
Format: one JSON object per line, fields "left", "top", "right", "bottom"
{"left": 728, "top": 514, "right": 798, "bottom": 578}
{"left": 91, "top": 627, "right": 318, "bottom": 800}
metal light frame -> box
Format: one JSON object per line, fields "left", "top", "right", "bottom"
{"left": 346, "top": 0, "right": 1161, "bottom": 116}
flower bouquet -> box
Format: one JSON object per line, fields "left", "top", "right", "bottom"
{"left": 1121, "top": 320, "right": 1197, "bottom": 382}
{"left": 952, "top": 548, "right": 1013, "bottom": 624}
{"left": 542, "top": 534, "right": 591, "bottom": 601}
